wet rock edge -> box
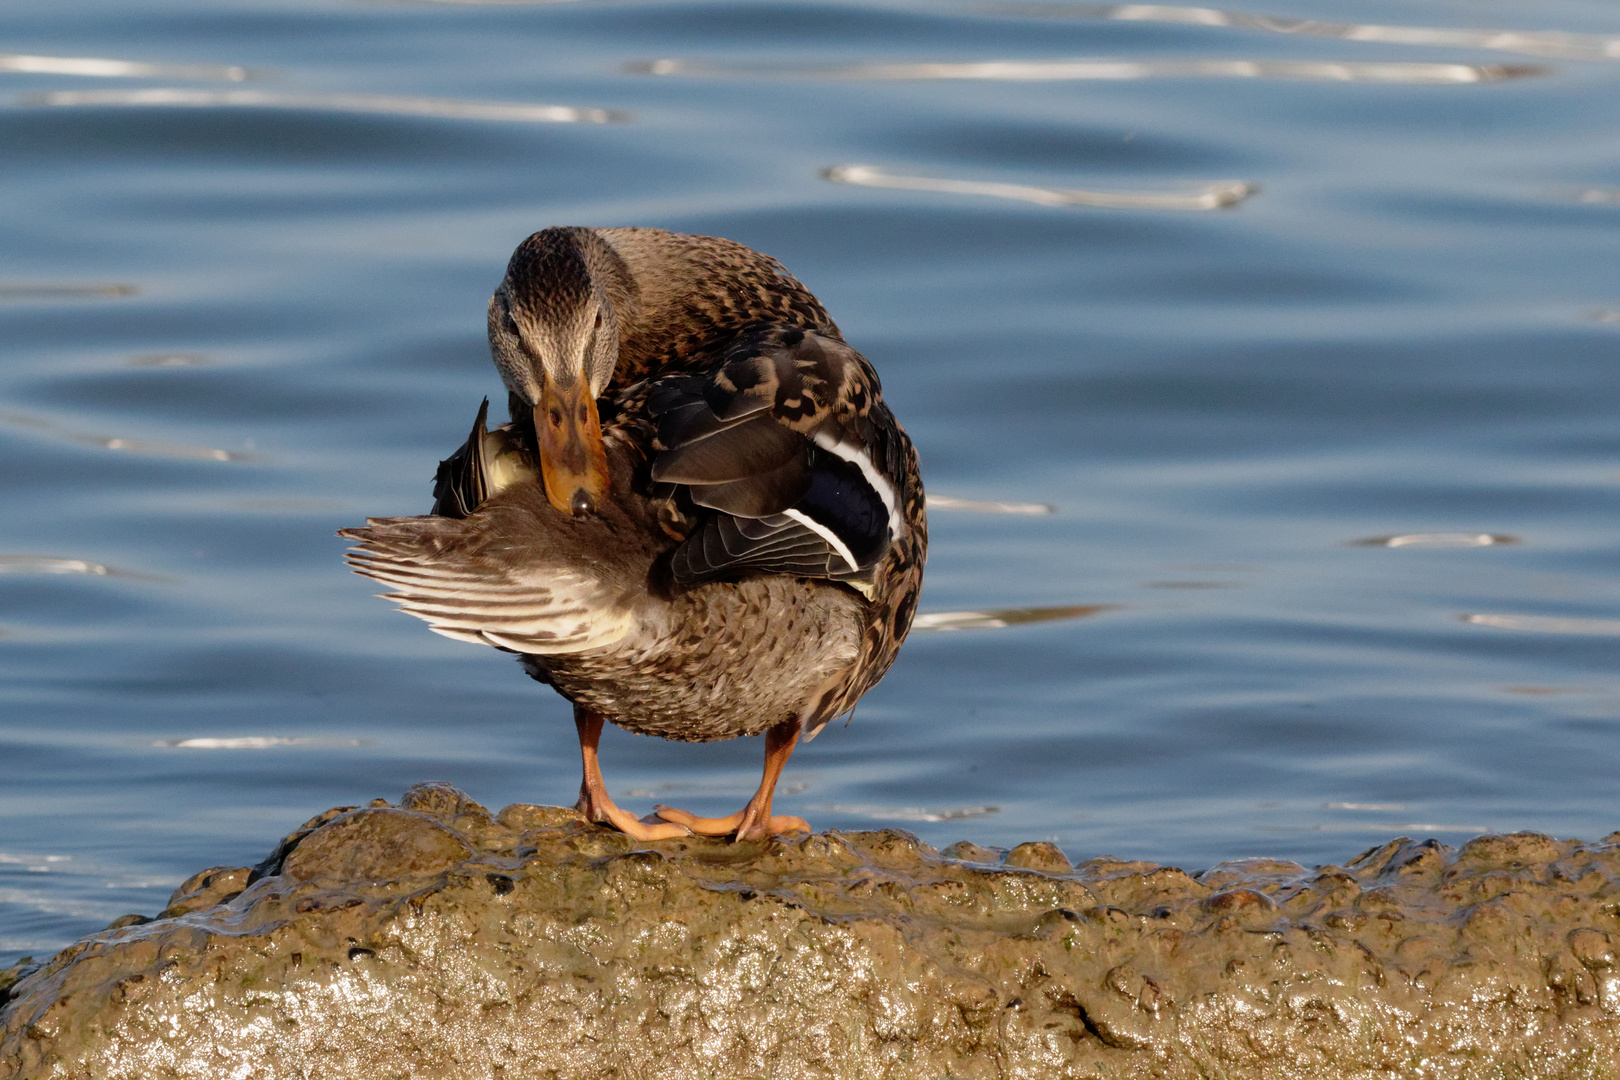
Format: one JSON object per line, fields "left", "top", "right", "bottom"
{"left": 5, "top": 782, "right": 1620, "bottom": 1078}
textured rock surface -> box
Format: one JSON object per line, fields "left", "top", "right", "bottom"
{"left": 6, "top": 782, "right": 1620, "bottom": 1079}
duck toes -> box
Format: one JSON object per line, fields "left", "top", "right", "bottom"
{"left": 341, "top": 227, "right": 927, "bottom": 842}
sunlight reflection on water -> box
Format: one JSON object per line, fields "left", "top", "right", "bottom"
{"left": 3, "top": 0, "right": 1620, "bottom": 968}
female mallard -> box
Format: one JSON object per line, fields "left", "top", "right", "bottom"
{"left": 340, "top": 227, "right": 926, "bottom": 841}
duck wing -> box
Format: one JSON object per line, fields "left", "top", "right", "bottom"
{"left": 647, "top": 325, "right": 908, "bottom": 594}
{"left": 342, "top": 412, "right": 641, "bottom": 655}
{"left": 340, "top": 505, "right": 638, "bottom": 655}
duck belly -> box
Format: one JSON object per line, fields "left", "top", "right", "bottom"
{"left": 522, "top": 576, "right": 864, "bottom": 742}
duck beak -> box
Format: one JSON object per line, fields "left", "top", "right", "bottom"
{"left": 535, "top": 373, "right": 610, "bottom": 516}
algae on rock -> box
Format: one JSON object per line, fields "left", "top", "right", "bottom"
{"left": 5, "top": 781, "right": 1620, "bottom": 1079}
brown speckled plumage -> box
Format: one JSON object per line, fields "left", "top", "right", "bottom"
{"left": 588, "top": 227, "right": 840, "bottom": 382}
{"left": 342, "top": 227, "right": 925, "bottom": 840}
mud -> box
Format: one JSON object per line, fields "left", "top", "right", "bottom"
{"left": 5, "top": 782, "right": 1620, "bottom": 1079}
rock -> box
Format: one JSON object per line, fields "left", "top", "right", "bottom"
{"left": 1005, "top": 840, "right": 1072, "bottom": 873}
{"left": 0, "top": 962, "right": 38, "bottom": 1011}
{"left": 159, "top": 866, "right": 252, "bottom": 918}
{"left": 280, "top": 808, "right": 474, "bottom": 883}
{"left": 6, "top": 786, "right": 1620, "bottom": 1079}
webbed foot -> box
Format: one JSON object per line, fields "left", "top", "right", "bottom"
{"left": 577, "top": 792, "right": 691, "bottom": 841}
{"left": 574, "top": 705, "right": 690, "bottom": 841}
{"left": 653, "top": 804, "right": 810, "bottom": 841}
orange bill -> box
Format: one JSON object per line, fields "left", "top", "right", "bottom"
{"left": 535, "top": 374, "right": 610, "bottom": 516}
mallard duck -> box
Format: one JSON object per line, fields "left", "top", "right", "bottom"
{"left": 340, "top": 227, "right": 926, "bottom": 841}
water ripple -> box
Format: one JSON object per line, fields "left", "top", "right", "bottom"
{"left": 155, "top": 737, "right": 369, "bottom": 749}
{"left": 126, "top": 353, "right": 213, "bottom": 368}
{"left": 914, "top": 604, "right": 1116, "bottom": 631}
{"left": 0, "top": 556, "right": 109, "bottom": 577}
{"left": 0, "top": 555, "right": 169, "bottom": 582}
{"left": 989, "top": 4, "right": 1620, "bottom": 63}
{"left": 927, "top": 494, "right": 1055, "bottom": 514}
{"left": 635, "top": 57, "right": 1545, "bottom": 84}
{"left": 0, "top": 284, "right": 137, "bottom": 301}
{"left": 18, "top": 89, "right": 626, "bottom": 124}
{"left": 0, "top": 410, "right": 257, "bottom": 463}
{"left": 364, "top": 0, "right": 581, "bottom": 4}
{"left": 811, "top": 803, "right": 1001, "bottom": 822}
{"left": 1352, "top": 533, "right": 1518, "bottom": 548}
{"left": 1462, "top": 614, "right": 1620, "bottom": 636}
{"left": 826, "top": 164, "right": 1255, "bottom": 210}
{"left": 0, "top": 54, "right": 248, "bottom": 80}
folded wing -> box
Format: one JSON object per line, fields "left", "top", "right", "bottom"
{"left": 648, "top": 326, "right": 907, "bottom": 594}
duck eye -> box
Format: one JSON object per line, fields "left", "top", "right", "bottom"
{"left": 593, "top": 312, "right": 603, "bottom": 330}
{"left": 504, "top": 309, "right": 519, "bottom": 335}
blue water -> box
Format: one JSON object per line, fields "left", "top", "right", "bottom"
{"left": 4, "top": 0, "right": 1620, "bottom": 968}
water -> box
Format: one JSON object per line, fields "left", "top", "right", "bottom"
{"left": 3, "top": 0, "right": 1620, "bottom": 968}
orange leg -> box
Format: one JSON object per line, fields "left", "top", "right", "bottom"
{"left": 574, "top": 706, "right": 689, "bottom": 841}
{"left": 655, "top": 718, "right": 811, "bottom": 841}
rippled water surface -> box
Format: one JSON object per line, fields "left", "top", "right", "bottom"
{"left": 5, "top": 0, "right": 1620, "bottom": 966}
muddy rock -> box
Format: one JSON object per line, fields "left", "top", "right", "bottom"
{"left": 6, "top": 785, "right": 1620, "bottom": 1079}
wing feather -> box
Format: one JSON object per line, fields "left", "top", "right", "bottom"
{"left": 647, "top": 325, "right": 906, "bottom": 590}
{"left": 652, "top": 414, "right": 804, "bottom": 485}
{"left": 339, "top": 513, "right": 634, "bottom": 655}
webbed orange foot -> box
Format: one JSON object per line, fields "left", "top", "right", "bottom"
{"left": 653, "top": 716, "right": 810, "bottom": 842}
{"left": 574, "top": 705, "right": 690, "bottom": 841}
{"left": 576, "top": 794, "right": 690, "bottom": 841}
{"left": 653, "top": 805, "right": 810, "bottom": 840}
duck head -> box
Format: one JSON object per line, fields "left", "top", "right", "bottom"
{"left": 488, "top": 228, "right": 620, "bottom": 517}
